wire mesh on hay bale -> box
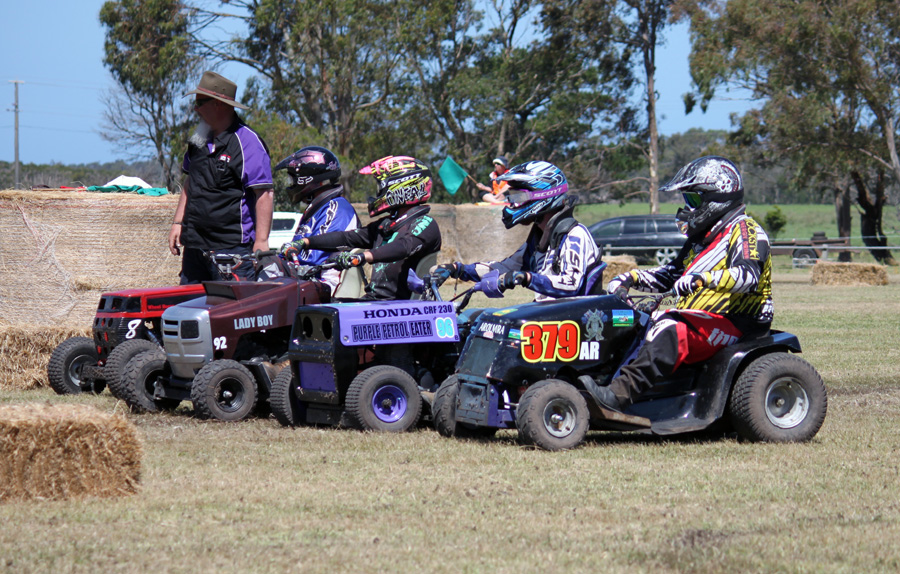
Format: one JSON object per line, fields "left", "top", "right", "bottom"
{"left": 0, "top": 325, "right": 91, "bottom": 391}
{"left": 0, "top": 190, "right": 182, "bottom": 327}
{"left": 809, "top": 261, "right": 889, "bottom": 286}
{"left": 0, "top": 403, "right": 142, "bottom": 501}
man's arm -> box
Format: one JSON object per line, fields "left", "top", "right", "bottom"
{"left": 253, "top": 187, "right": 274, "bottom": 252}
{"left": 168, "top": 180, "right": 189, "bottom": 255}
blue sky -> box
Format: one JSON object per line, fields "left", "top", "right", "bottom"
{"left": 0, "top": 0, "right": 753, "bottom": 166}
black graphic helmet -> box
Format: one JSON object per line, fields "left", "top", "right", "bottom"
{"left": 498, "top": 161, "right": 568, "bottom": 229}
{"left": 659, "top": 156, "right": 744, "bottom": 238}
{"left": 360, "top": 156, "right": 433, "bottom": 217}
{"left": 274, "top": 146, "right": 341, "bottom": 203}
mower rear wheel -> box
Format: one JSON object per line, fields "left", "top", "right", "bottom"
{"left": 191, "top": 360, "right": 258, "bottom": 421}
{"left": 47, "top": 336, "right": 105, "bottom": 395}
{"left": 517, "top": 380, "right": 589, "bottom": 451}
{"left": 104, "top": 339, "right": 159, "bottom": 400}
{"left": 729, "top": 352, "right": 827, "bottom": 442}
{"left": 433, "top": 375, "right": 497, "bottom": 439}
{"left": 346, "top": 366, "right": 421, "bottom": 432}
{"left": 120, "top": 349, "right": 181, "bottom": 412}
{"left": 270, "top": 366, "right": 306, "bottom": 427}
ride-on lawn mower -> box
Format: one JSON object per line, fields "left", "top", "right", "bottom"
{"left": 432, "top": 283, "right": 827, "bottom": 450}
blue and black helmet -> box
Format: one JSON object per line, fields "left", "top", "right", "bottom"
{"left": 274, "top": 146, "right": 341, "bottom": 203}
{"left": 498, "top": 161, "right": 569, "bottom": 229}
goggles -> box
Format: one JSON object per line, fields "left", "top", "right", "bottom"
{"left": 682, "top": 192, "right": 703, "bottom": 209}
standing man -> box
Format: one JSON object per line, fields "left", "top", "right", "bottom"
{"left": 475, "top": 155, "right": 510, "bottom": 204}
{"left": 168, "top": 71, "right": 274, "bottom": 283}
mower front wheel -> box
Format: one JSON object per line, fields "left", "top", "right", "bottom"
{"left": 517, "top": 379, "right": 589, "bottom": 451}
{"left": 47, "top": 336, "right": 105, "bottom": 395}
{"left": 270, "top": 366, "right": 306, "bottom": 427}
{"left": 346, "top": 366, "right": 421, "bottom": 432}
{"left": 104, "top": 339, "right": 159, "bottom": 399}
{"left": 433, "top": 375, "right": 497, "bottom": 439}
{"left": 729, "top": 352, "right": 827, "bottom": 442}
{"left": 191, "top": 360, "right": 258, "bottom": 421}
{"left": 120, "top": 349, "right": 180, "bottom": 413}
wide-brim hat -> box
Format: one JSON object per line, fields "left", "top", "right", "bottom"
{"left": 184, "top": 71, "right": 249, "bottom": 110}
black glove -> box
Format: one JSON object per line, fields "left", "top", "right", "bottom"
{"left": 327, "top": 251, "right": 364, "bottom": 270}
{"left": 499, "top": 271, "right": 529, "bottom": 292}
{"left": 279, "top": 241, "right": 303, "bottom": 260}
{"left": 431, "top": 262, "right": 462, "bottom": 288}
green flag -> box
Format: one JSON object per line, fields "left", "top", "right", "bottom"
{"left": 438, "top": 156, "right": 468, "bottom": 195}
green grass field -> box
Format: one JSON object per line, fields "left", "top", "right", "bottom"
{"left": 2, "top": 276, "right": 900, "bottom": 573}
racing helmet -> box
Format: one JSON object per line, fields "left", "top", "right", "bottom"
{"left": 274, "top": 146, "right": 341, "bottom": 203}
{"left": 360, "top": 155, "right": 432, "bottom": 217}
{"left": 498, "top": 161, "right": 569, "bottom": 229}
{"left": 659, "top": 156, "right": 744, "bottom": 238}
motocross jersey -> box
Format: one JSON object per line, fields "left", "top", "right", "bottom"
{"left": 306, "top": 205, "right": 441, "bottom": 300}
{"left": 626, "top": 207, "right": 773, "bottom": 328}
{"left": 290, "top": 186, "right": 360, "bottom": 292}
{"left": 459, "top": 209, "right": 600, "bottom": 301}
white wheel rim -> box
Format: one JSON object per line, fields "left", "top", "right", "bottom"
{"left": 656, "top": 248, "right": 678, "bottom": 265}
{"left": 765, "top": 377, "right": 809, "bottom": 429}
{"left": 542, "top": 398, "right": 577, "bottom": 438}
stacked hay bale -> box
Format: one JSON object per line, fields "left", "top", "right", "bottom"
{"left": 0, "top": 404, "right": 142, "bottom": 501}
{"left": 0, "top": 324, "right": 90, "bottom": 390}
{"left": 810, "top": 261, "right": 889, "bottom": 286}
{"left": 603, "top": 255, "right": 639, "bottom": 279}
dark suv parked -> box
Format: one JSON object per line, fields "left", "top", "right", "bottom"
{"left": 589, "top": 214, "right": 686, "bottom": 265}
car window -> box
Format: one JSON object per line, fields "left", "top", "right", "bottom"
{"left": 623, "top": 219, "right": 645, "bottom": 234}
{"left": 656, "top": 219, "right": 679, "bottom": 233}
{"left": 271, "top": 218, "right": 298, "bottom": 232}
{"left": 592, "top": 220, "right": 622, "bottom": 237}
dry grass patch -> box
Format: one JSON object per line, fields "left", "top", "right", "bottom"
{"left": 0, "top": 324, "right": 91, "bottom": 390}
{"left": 810, "top": 261, "right": 889, "bottom": 286}
{"left": 0, "top": 403, "right": 142, "bottom": 502}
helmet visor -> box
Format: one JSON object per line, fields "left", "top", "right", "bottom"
{"left": 682, "top": 192, "right": 703, "bottom": 209}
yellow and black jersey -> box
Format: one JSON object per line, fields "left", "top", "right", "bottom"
{"left": 626, "top": 208, "right": 773, "bottom": 325}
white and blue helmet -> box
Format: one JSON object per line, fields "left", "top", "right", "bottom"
{"left": 498, "top": 161, "right": 569, "bottom": 229}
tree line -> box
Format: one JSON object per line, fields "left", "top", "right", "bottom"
{"left": 96, "top": 0, "right": 899, "bottom": 262}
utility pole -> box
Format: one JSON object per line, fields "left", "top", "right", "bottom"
{"left": 10, "top": 80, "right": 23, "bottom": 189}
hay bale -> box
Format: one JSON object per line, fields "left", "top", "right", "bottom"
{"left": 0, "top": 325, "right": 91, "bottom": 391}
{"left": 603, "top": 255, "right": 639, "bottom": 280}
{"left": 810, "top": 261, "right": 889, "bottom": 286}
{"left": 0, "top": 404, "right": 142, "bottom": 501}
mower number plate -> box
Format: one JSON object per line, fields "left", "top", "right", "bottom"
{"left": 457, "top": 382, "right": 490, "bottom": 426}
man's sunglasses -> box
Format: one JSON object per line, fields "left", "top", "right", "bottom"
{"left": 682, "top": 192, "right": 703, "bottom": 209}
{"left": 193, "top": 97, "right": 214, "bottom": 110}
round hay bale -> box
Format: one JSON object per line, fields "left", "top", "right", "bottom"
{"left": 603, "top": 255, "right": 639, "bottom": 280}
{"left": 809, "top": 261, "right": 889, "bottom": 286}
{"left": 0, "top": 325, "right": 91, "bottom": 391}
{"left": 0, "top": 404, "right": 142, "bottom": 501}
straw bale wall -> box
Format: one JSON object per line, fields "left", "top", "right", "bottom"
{"left": 0, "top": 325, "right": 91, "bottom": 391}
{"left": 810, "top": 261, "right": 889, "bottom": 286}
{"left": 0, "top": 404, "right": 142, "bottom": 501}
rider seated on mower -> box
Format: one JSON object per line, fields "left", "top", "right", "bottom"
{"left": 430, "top": 160, "right": 602, "bottom": 300}
{"left": 595, "top": 156, "right": 773, "bottom": 412}
{"left": 271, "top": 146, "right": 361, "bottom": 293}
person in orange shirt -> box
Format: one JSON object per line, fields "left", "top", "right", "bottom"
{"left": 476, "top": 155, "right": 510, "bottom": 203}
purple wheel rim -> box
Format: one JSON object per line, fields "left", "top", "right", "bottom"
{"left": 371, "top": 384, "right": 408, "bottom": 423}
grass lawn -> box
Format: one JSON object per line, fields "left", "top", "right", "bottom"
{"left": 1, "top": 274, "right": 899, "bottom": 572}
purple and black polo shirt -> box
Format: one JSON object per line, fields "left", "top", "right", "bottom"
{"left": 181, "top": 116, "right": 273, "bottom": 250}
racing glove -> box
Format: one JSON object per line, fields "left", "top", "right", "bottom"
{"left": 279, "top": 241, "right": 303, "bottom": 260}
{"left": 327, "top": 251, "right": 364, "bottom": 270}
{"left": 673, "top": 273, "right": 705, "bottom": 297}
{"left": 431, "top": 262, "right": 462, "bottom": 288}
{"left": 607, "top": 272, "right": 635, "bottom": 301}
{"left": 499, "top": 271, "right": 529, "bottom": 292}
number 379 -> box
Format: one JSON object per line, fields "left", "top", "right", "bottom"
{"left": 520, "top": 321, "right": 580, "bottom": 363}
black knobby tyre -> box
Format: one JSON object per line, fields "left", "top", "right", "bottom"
{"left": 47, "top": 336, "right": 104, "bottom": 395}
{"left": 120, "top": 349, "right": 180, "bottom": 413}
{"left": 104, "top": 339, "right": 159, "bottom": 400}
{"left": 516, "top": 380, "right": 589, "bottom": 451}
{"left": 432, "top": 376, "right": 497, "bottom": 439}
{"left": 270, "top": 366, "right": 305, "bottom": 427}
{"left": 190, "top": 360, "right": 258, "bottom": 422}
{"left": 346, "top": 365, "right": 422, "bottom": 432}
{"left": 728, "top": 352, "right": 827, "bottom": 443}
